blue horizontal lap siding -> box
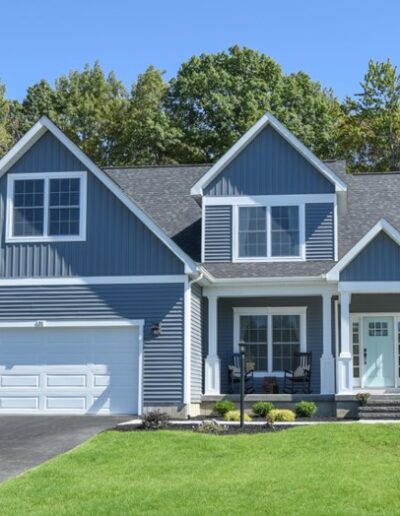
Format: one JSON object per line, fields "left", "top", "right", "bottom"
{"left": 205, "top": 126, "right": 334, "bottom": 195}
{"left": 2, "top": 132, "right": 183, "bottom": 276}
{"left": 0, "top": 283, "right": 184, "bottom": 405}
{"left": 191, "top": 283, "right": 203, "bottom": 403}
{"left": 204, "top": 205, "right": 232, "bottom": 261}
{"left": 341, "top": 232, "right": 400, "bottom": 281}
{"left": 305, "top": 203, "right": 334, "bottom": 260}
{"left": 216, "top": 297, "right": 322, "bottom": 394}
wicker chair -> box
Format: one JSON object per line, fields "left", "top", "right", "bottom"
{"left": 283, "top": 352, "right": 312, "bottom": 394}
{"left": 228, "top": 353, "right": 255, "bottom": 394}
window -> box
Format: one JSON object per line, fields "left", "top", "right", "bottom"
{"left": 368, "top": 321, "right": 388, "bottom": 337}
{"left": 352, "top": 321, "right": 360, "bottom": 380}
{"left": 234, "top": 308, "right": 306, "bottom": 374}
{"left": 7, "top": 172, "right": 87, "bottom": 242}
{"left": 236, "top": 205, "right": 303, "bottom": 260}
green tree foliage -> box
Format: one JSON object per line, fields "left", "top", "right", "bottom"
{"left": 339, "top": 59, "right": 400, "bottom": 171}
{"left": 0, "top": 82, "right": 12, "bottom": 156}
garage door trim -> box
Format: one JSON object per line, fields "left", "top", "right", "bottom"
{"left": 0, "top": 318, "right": 145, "bottom": 415}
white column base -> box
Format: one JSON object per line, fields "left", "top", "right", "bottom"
{"left": 204, "top": 355, "right": 221, "bottom": 395}
{"left": 337, "top": 353, "right": 353, "bottom": 393}
{"left": 320, "top": 354, "right": 335, "bottom": 394}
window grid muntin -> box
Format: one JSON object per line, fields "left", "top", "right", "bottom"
{"left": 12, "top": 179, "right": 45, "bottom": 237}
{"left": 49, "top": 178, "right": 81, "bottom": 236}
{"left": 272, "top": 314, "right": 300, "bottom": 371}
{"left": 368, "top": 321, "right": 388, "bottom": 337}
{"left": 238, "top": 207, "right": 267, "bottom": 258}
{"left": 352, "top": 321, "right": 360, "bottom": 379}
{"left": 271, "top": 206, "right": 300, "bottom": 257}
{"left": 239, "top": 315, "right": 268, "bottom": 370}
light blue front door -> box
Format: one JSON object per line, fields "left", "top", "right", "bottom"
{"left": 362, "top": 317, "right": 394, "bottom": 388}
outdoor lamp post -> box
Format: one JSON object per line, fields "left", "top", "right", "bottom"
{"left": 239, "top": 342, "right": 246, "bottom": 428}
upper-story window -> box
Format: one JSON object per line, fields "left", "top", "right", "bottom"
{"left": 6, "top": 172, "right": 87, "bottom": 243}
{"left": 236, "top": 204, "right": 303, "bottom": 261}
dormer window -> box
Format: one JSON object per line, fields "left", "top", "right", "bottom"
{"left": 6, "top": 172, "right": 87, "bottom": 243}
{"left": 235, "top": 203, "right": 304, "bottom": 261}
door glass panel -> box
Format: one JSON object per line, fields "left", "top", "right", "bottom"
{"left": 352, "top": 321, "right": 360, "bottom": 379}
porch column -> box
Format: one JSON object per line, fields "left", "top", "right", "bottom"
{"left": 320, "top": 294, "right": 335, "bottom": 394}
{"left": 338, "top": 291, "right": 353, "bottom": 392}
{"left": 204, "top": 293, "right": 221, "bottom": 394}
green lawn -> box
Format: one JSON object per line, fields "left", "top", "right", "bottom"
{"left": 1, "top": 425, "right": 400, "bottom": 515}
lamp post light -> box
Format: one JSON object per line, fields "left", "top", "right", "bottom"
{"left": 239, "top": 342, "right": 246, "bottom": 428}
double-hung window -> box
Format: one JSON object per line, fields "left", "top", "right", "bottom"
{"left": 6, "top": 172, "right": 87, "bottom": 242}
{"left": 236, "top": 204, "right": 303, "bottom": 260}
{"left": 235, "top": 307, "right": 306, "bottom": 375}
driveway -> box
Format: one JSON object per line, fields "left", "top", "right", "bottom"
{"left": 0, "top": 415, "right": 129, "bottom": 483}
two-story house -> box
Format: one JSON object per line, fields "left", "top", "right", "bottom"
{"left": 0, "top": 113, "right": 398, "bottom": 418}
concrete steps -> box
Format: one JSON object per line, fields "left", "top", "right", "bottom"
{"left": 358, "top": 396, "right": 400, "bottom": 419}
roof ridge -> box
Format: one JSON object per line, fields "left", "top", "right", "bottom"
{"left": 103, "top": 163, "right": 212, "bottom": 170}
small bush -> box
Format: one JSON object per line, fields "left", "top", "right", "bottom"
{"left": 214, "top": 400, "right": 236, "bottom": 416}
{"left": 356, "top": 392, "right": 371, "bottom": 406}
{"left": 295, "top": 401, "right": 317, "bottom": 418}
{"left": 252, "top": 401, "right": 274, "bottom": 417}
{"left": 224, "top": 410, "right": 252, "bottom": 422}
{"left": 269, "top": 409, "right": 296, "bottom": 422}
{"left": 141, "top": 410, "right": 168, "bottom": 430}
{"left": 195, "top": 420, "right": 227, "bottom": 434}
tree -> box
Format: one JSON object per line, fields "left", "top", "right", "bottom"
{"left": 117, "top": 66, "right": 181, "bottom": 165}
{"left": 0, "top": 82, "right": 12, "bottom": 157}
{"left": 339, "top": 59, "right": 400, "bottom": 171}
{"left": 22, "top": 80, "right": 58, "bottom": 131}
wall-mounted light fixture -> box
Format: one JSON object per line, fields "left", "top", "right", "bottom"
{"left": 151, "top": 323, "right": 162, "bottom": 337}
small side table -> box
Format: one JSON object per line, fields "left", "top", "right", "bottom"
{"left": 262, "top": 376, "right": 279, "bottom": 394}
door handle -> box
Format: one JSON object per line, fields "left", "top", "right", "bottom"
{"left": 363, "top": 348, "right": 367, "bottom": 365}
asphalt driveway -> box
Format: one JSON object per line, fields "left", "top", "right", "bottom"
{"left": 0, "top": 415, "right": 128, "bottom": 482}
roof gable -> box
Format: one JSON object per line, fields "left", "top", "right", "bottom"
{"left": 191, "top": 113, "right": 347, "bottom": 195}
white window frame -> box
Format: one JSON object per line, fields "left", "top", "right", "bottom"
{"left": 6, "top": 171, "right": 87, "bottom": 243}
{"left": 233, "top": 306, "right": 307, "bottom": 377}
{"left": 232, "top": 201, "right": 306, "bottom": 262}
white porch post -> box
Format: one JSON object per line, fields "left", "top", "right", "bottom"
{"left": 338, "top": 291, "right": 353, "bottom": 392}
{"left": 320, "top": 293, "right": 335, "bottom": 394}
{"left": 204, "top": 293, "right": 221, "bottom": 394}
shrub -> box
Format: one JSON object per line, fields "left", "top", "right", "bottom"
{"left": 268, "top": 409, "right": 296, "bottom": 422}
{"left": 295, "top": 401, "right": 317, "bottom": 418}
{"left": 195, "top": 420, "right": 227, "bottom": 434}
{"left": 356, "top": 392, "right": 371, "bottom": 406}
{"left": 224, "top": 410, "right": 252, "bottom": 422}
{"left": 141, "top": 410, "right": 168, "bottom": 430}
{"left": 252, "top": 401, "right": 274, "bottom": 417}
{"left": 214, "top": 400, "right": 236, "bottom": 416}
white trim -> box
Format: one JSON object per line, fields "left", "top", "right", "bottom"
{"left": 191, "top": 112, "right": 347, "bottom": 195}
{"left": 6, "top": 171, "right": 87, "bottom": 243}
{"left": 201, "top": 199, "right": 206, "bottom": 263}
{"left": 204, "top": 293, "right": 220, "bottom": 394}
{"left": 0, "top": 318, "right": 145, "bottom": 415}
{"left": 183, "top": 278, "right": 191, "bottom": 406}
{"left": 207, "top": 275, "right": 326, "bottom": 285}
{"left": 0, "top": 275, "right": 187, "bottom": 286}
{"left": 327, "top": 219, "right": 400, "bottom": 282}
{"left": 203, "top": 194, "right": 337, "bottom": 206}
{"left": 339, "top": 282, "right": 400, "bottom": 294}
{"left": 333, "top": 196, "right": 339, "bottom": 261}
{"left": 204, "top": 283, "right": 337, "bottom": 298}
{"left": 233, "top": 306, "right": 307, "bottom": 376}
{"left": 0, "top": 117, "right": 197, "bottom": 273}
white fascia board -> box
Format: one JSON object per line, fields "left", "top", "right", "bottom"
{"left": 203, "top": 282, "right": 337, "bottom": 298}
{"left": 0, "top": 275, "right": 188, "bottom": 287}
{"left": 326, "top": 219, "right": 400, "bottom": 282}
{"left": 209, "top": 275, "right": 325, "bottom": 286}
{"left": 339, "top": 281, "right": 400, "bottom": 293}
{"left": 0, "top": 117, "right": 198, "bottom": 274}
{"left": 191, "top": 112, "right": 347, "bottom": 195}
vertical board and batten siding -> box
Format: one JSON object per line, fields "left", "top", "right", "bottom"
{"left": 1, "top": 132, "right": 184, "bottom": 277}
{"left": 191, "top": 283, "right": 203, "bottom": 403}
{"left": 0, "top": 283, "right": 184, "bottom": 405}
{"left": 216, "top": 297, "right": 322, "bottom": 394}
{"left": 305, "top": 203, "right": 334, "bottom": 260}
{"left": 204, "top": 126, "right": 335, "bottom": 196}
{"left": 341, "top": 232, "right": 400, "bottom": 281}
{"left": 203, "top": 205, "right": 232, "bottom": 261}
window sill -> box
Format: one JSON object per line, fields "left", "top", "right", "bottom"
{"left": 232, "top": 257, "right": 305, "bottom": 263}
{"left": 5, "top": 235, "right": 86, "bottom": 244}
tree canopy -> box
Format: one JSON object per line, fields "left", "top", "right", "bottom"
{"left": 1, "top": 49, "right": 399, "bottom": 172}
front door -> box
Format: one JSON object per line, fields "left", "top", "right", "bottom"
{"left": 362, "top": 317, "right": 394, "bottom": 388}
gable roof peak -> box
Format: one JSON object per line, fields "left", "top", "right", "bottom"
{"left": 190, "top": 112, "right": 347, "bottom": 195}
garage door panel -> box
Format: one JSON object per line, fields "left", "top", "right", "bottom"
{"left": 0, "top": 326, "right": 139, "bottom": 415}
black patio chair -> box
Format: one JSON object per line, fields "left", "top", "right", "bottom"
{"left": 228, "top": 353, "right": 255, "bottom": 394}
{"left": 283, "top": 352, "right": 312, "bottom": 394}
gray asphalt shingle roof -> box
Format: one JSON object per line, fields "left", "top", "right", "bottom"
{"left": 104, "top": 162, "right": 400, "bottom": 279}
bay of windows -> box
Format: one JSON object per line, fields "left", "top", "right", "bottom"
{"left": 237, "top": 204, "right": 301, "bottom": 259}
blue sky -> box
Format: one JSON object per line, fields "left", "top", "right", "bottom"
{"left": 2, "top": 0, "right": 399, "bottom": 101}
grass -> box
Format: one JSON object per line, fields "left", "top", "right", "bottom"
{"left": 1, "top": 425, "right": 400, "bottom": 515}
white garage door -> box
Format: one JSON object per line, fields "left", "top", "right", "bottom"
{"left": 0, "top": 325, "right": 140, "bottom": 415}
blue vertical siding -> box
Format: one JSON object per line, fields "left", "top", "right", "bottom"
{"left": 191, "top": 283, "right": 203, "bottom": 403}
{"left": 204, "top": 205, "right": 232, "bottom": 261}
{"left": 1, "top": 132, "right": 184, "bottom": 276}
{"left": 341, "top": 232, "right": 400, "bottom": 281}
{"left": 305, "top": 203, "right": 334, "bottom": 260}
{"left": 0, "top": 283, "right": 184, "bottom": 406}
{"left": 216, "top": 297, "right": 322, "bottom": 394}
{"left": 205, "top": 126, "right": 335, "bottom": 196}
